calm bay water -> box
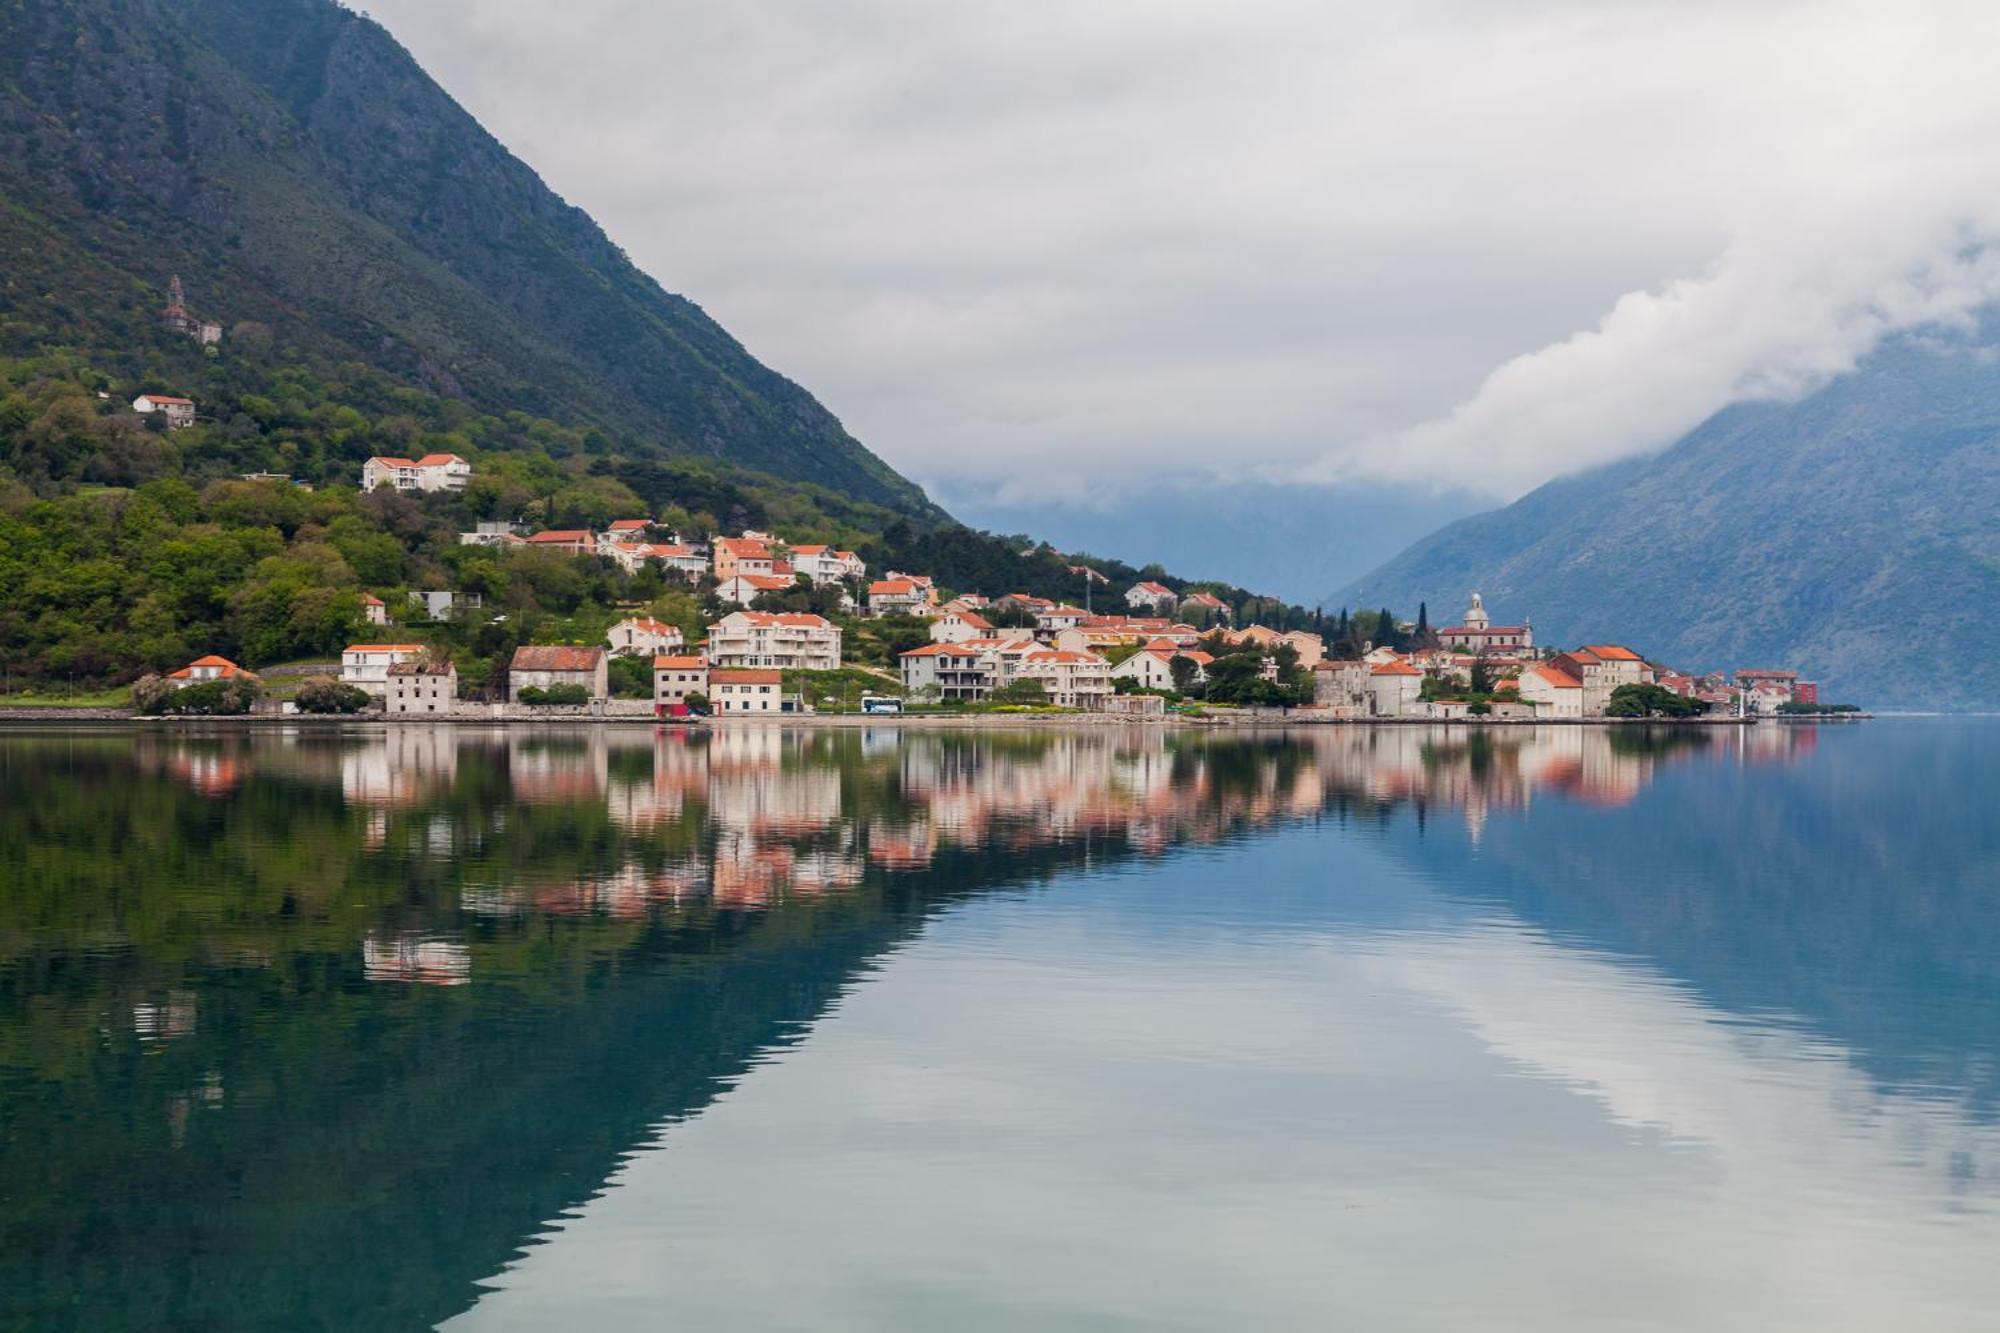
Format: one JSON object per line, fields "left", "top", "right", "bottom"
{"left": 2, "top": 720, "right": 1997, "bottom": 1330}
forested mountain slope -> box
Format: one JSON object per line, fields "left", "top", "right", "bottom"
{"left": 0, "top": 0, "right": 929, "bottom": 510}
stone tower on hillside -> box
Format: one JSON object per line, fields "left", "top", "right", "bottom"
{"left": 159, "top": 275, "right": 223, "bottom": 345}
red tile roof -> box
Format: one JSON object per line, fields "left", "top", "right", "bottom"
{"left": 510, "top": 645, "right": 605, "bottom": 671}
{"left": 653, "top": 655, "right": 708, "bottom": 669}
{"left": 527, "top": 529, "right": 592, "bottom": 543}
{"left": 711, "top": 669, "right": 782, "bottom": 685}
{"left": 726, "top": 611, "right": 835, "bottom": 628}
{"left": 901, "top": 643, "right": 985, "bottom": 658}
{"left": 1370, "top": 660, "right": 1422, "bottom": 677}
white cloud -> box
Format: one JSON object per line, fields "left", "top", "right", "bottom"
{"left": 358, "top": 0, "right": 2000, "bottom": 501}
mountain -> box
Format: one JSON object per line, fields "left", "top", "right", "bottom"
{"left": 1332, "top": 326, "right": 2000, "bottom": 709}
{"left": 0, "top": 0, "right": 931, "bottom": 513}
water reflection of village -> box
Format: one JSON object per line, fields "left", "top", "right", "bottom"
{"left": 142, "top": 723, "right": 1818, "bottom": 986}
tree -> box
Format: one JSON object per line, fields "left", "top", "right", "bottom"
{"left": 1469, "top": 656, "right": 1495, "bottom": 695}
{"left": 607, "top": 655, "right": 653, "bottom": 699}
{"left": 992, "top": 678, "right": 1048, "bottom": 705}
{"left": 1605, "top": 683, "right": 1705, "bottom": 718}
{"left": 1412, "top": 601, "right": 1439, "bottom": 650}
{"left": 293, "top": 676, "right": 372, "bottom": 713}
{"left": 138, "top": 677, "right": 258, "bottom": 715}
{"left": 1168, "top": 654, "right": 1200, "bottom": 695}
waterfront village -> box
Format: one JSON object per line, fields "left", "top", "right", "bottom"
{"left": 126, "top": 450, "right": 1834, "bottom": 721}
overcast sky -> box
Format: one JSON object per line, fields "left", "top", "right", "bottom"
{"left": 360, "top": 0, "right": 2000, "bottom": 516}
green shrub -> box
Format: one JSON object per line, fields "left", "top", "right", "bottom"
{"left": 293, "top": 676, "right": 373, "bottom": 714}
{"left": 519, "top": 683, "right": 590, "bottom": 706}
{"left": 139, "top": 677, "right": 258, "bottom": 716}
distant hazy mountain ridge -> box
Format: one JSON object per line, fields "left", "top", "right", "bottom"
{"left": 1333, "top": 327, "right": 2000, "bottom": 709}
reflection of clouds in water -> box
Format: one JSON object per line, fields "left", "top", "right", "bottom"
{"left": 1373, "top": 918, "right": 2000, "bottom": 1206}
{"left": 450, "top": 836, "right": 2000, "bottom": 1333}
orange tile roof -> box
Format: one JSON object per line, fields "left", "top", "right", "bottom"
{"left": 711, "top": 669, "right": 782, "bottom": 685}
{"left": 1582, "top": 644, "right": 1642, "bottom": 661}
{"left": 1528, "top": 663, "right": 1582, "bottom": 688}
{"left": 608, "top": 518, "right": 650, "bottom": 530}
{"left": 653, "top": 655, "right": 708, "bottom": 669}
{"left": 510, "top": 645, "right": 604, "bottom": 671}
{"left": 900, "top": 643, "right": 985, "bottom": 657}
{"left": 412, "top": 453, "right": 466, "bottom": 467}
{"left": 527, "top": 529, "right": 592, "bottom": 543}
{"left": 728, "top": 611, "right": 835, "bottom": 628}
{"left": 1370, "top": 660, "right": 1422, "bottom": 676}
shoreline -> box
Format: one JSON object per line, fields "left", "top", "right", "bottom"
{"left": 0, "top": 707, "right": 1867, "bottom": 728}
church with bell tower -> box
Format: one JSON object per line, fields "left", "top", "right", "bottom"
{"left": 1439, "top": 592, "right": 1533, "bottom": 655}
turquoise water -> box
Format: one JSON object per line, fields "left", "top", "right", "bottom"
{"left": 2, "top": 721, "right": 1996, "bottom": 1329}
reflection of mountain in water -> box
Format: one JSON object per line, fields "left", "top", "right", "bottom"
{"left": 1379, "top": 722, "right": 2000, "bottom": 1120}
{"left": 0, "top": 721, "right": 1876, "bottom": 1327}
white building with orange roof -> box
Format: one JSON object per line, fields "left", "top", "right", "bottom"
{"left": 930, "top": 607, "right": 1004, "bottom": 643}
{"left": 607, "top": 616, "right": 684, "bottom": 657}
{"left": 1179, "top": 590, "right": 1231, "bottom": 622}
{"left": 132, "top": 393, "right": 197, "bottom": 429}
{"left": 341, "top": 643, "right": 427, "bottom": 694}
{"left": 1125, "top": 580, "right": 1176, "bottom": 613}
{"left": 1367, "top": 658, "right": 1424, "bottom": 717}
{"left": 523, "top": 529, "right": 594, "bottom": 555}
{"left": 1552, "top": 645, "right": 1650, "bottom": 715}
{"left": 716, "top": 573, "right": 800, "bottom": 606}
{"left": 868, "top": 576, "right": 936, "bottom": 617}
{"left": 166, "top": 654, "right": 259, "bottom": 688}
{"left": 1035, "top": 604, "right": 1092, "bottom": 632}
{"left": 652, "top": 655, "right": 709, "bottom": 711}
{"left": 1517, "top": 661, "right": 1585, "bottom": 718}
{"left": 360, "top": 592, "right": 388, "bottom": 627}
{"left": 705, "top": 611, "right": 842, "bottom": 671}
{"left": 1109, "top": 640, "right": 1208, "bottom": 692}
{"left": 789, "top": 544, "right": 866, "bottom": 585}
{"left": 1015, "top": 649, "right": 1113, "bottom": 710}
{"left": 900, "top": 643, "right": 998, "bottom": 701}
{"left": 711, "top": 536, "right": 776, "bottom": 582}
{"left": 361, "top": 453, "right": 470, "bottom": 493}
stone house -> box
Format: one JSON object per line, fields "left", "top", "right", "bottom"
{"left": 385, "top": 661, "right": 457, "bottom": 715}
{"left": 342, "top": 643, "right": 426, "bottom": 695}
{"left": 509, "top": 645, "right": 609, "bottom": 701}
{"left": 1312, "top": 660, "right": 1370, "bottom": 711}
